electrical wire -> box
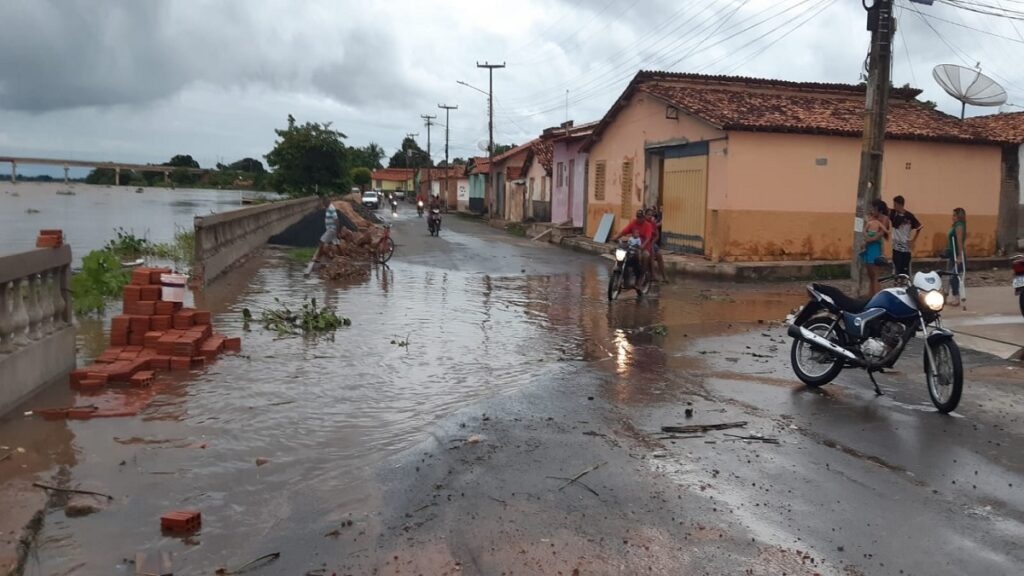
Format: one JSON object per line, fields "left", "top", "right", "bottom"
{"left": 896, "top": 4, "right": 919, "bottom": 87}
{"left": 720, "top": 0, "right": 840, "bottom": 75}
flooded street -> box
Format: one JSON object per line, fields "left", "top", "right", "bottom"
{"left": 3, "top": 211, "right": 1023, "bottom": 575}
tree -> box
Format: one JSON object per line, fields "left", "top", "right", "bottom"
{"left": 223, "top": 157, "right": 266, "bottom": 173}
{"left": 493, "top": 143, "right": 515, "bottom": 155}
{"left": 351, "top": 167, "right": 372, "bottom": 191}
{"left": 349, "top": 142, "right": 386, "bottom": 170}
{"left": 388, "top": 136, "right": 432, "bottom": 168}
{"left": 165, "top": 154, "right": 200, "bottom": 169}
{"left": 264, "top": 114, "right": 350, "bottom": 195}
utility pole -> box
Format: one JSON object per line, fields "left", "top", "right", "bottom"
{"left": 439, "top": 103, "right": 458, "bottom": 212}
{"left": 421, "top": 114, "right": 436, "bottom": 200}
{"left": 852, "top": 0, "right": 894, "bottom": 294}
{"left": 477, "top": 62, "right": 505, "bottom": 216}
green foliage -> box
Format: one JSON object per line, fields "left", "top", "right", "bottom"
{"left": 351, "top": 167, "right": 372, "bottom": 190}
{"left": 506, "top": 222, "right": 527, "bottom": 237}
{"left": 85, "top": 168, "right": 117, "bottom": 185}
{"left": 493, "top": 143, "right": 515, "bottom": 155}
{"left": 166, "top": 154, "right": 201, "bottom": 169}
{"left": 71, "top": 249, "right": 130, "bottom": 315}
{"left": 265, "top": 114, "right": 351, "bottom": 196}
{"left": 147, "top": 228, "right": 195, "bottom": 271}
{"left": 286, "top": 247, "right": 317, "bottom": 263}
{"left": 388, "top": 136, "right": 432, "bottom": 168}
{"left": 349, "top": 143, "right": 386, "bottom": 170}
{"left": 217, "top": 157, "right": 266, "bottom": 173}
{"left": 104, "top": 227, "right": 150, "bottom": 259}
{"left": 252, "top": 297, "right": 351, "bottom": 338}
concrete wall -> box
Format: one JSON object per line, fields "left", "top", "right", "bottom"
{"left": 193, "top": 196, "right": 320, "bottom": 285}
{"left": 0, "top": 245, "right": 75, "bottom": 416}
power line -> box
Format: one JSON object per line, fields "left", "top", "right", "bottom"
{"left": 896, "top": 4, "right": 919, "bottom": 87}
{"left": 720, "top": 0, "right": 840, "bottom": 75}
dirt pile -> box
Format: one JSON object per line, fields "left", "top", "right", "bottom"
{"left": 317, "top": 199, "right": 387, "bottom": 281}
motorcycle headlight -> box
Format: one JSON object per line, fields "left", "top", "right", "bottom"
{"left": 921, "top": 289, "right": 945, "bottom": 312}
{"left": 418, "top": 201, "right": 423, "bottom": 207}
{"left": 614, "top": 248, "right": 627, "bottom": 262}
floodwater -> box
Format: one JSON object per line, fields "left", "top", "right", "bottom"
{"left": 0, "top": 182, "right": 274, "bottom": 264}
{"left": 5, "top": 213, "right": 803, "bottom": 575}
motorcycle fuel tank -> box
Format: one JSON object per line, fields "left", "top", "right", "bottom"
{"left": 865, "top": 288, "right": 918, "bottom": 319}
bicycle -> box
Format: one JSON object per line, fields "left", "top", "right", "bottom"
{"left": 375, "top": 223, "right": 395, "bottom": 264}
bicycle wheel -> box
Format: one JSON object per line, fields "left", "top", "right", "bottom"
{"left": 377, "top": 237, "right": 395, "bottom": 264}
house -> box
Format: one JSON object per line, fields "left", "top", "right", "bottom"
{"left": 488, "top": 142, "right": 533, "bottom": 221}
{"left": 416, "top": 166, "right": 463, "bottom": 206}
{"left": 581, "top": 71, "right": 1012, "bottom": 262}
{"left": 522, "top": 138, "right": 554, "bottom": 222}
{"left": 370, "top": 168, "right": 415, "bottom": 193}
{"left": 548, "top": 120, "right": 597, "bottom": 227}
{"left": 466, "top": 157, "right": 490, "bottom": 214}
{"left": 963, "top": 112, "right": 1024, "bottom": 250}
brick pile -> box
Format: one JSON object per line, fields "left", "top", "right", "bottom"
{"left": 36, "top": 229, "right": 64, "bottom": 248}
{"left": 68, "top": 267, "right": 241, "bottom": 394}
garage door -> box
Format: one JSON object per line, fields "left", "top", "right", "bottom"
{"left": 661, "top": 154, "right": 708, "bottom": 254}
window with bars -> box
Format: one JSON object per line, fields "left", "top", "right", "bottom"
{"left": 594, "top": 160, "right": 606, "bottom": 201}
{"left": 620, "top": 159, "right": 633, "bottom": 218}
{"left": 556, "top": 162, "right": 565, "bottom": 188}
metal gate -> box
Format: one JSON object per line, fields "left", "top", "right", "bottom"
{"left": 661, "top": 154, "right": 708, "bottom": 254}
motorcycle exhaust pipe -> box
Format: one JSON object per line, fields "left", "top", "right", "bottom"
{"left": 787, "top": 324, "right": 860, "bottom": 363}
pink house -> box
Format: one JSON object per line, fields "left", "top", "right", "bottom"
{"left": 547, "top": 120, "right": 596, "bottom": 227}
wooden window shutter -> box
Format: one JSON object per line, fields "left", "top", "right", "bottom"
{"left": 595, "top": 160, "right": 606, "bottom": 201}
{"left": 620, "top": 159, "right": 633, "bottom": 219}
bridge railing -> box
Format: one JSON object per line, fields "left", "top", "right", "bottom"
{"left": 0, "top": 245, "right": 71, "bottom": 353}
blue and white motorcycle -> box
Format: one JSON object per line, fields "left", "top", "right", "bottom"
{"left": 787, "top": 271, "right": 963, "bottom": 413}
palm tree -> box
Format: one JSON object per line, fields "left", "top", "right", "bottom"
{"left": 365, "top": 142, "right": 386, "bottom": 170}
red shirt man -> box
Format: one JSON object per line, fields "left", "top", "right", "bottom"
{"left": 615, "top": 210, "right": 656, "bottom": 252}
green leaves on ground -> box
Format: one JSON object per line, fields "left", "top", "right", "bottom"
{"left": 286, "top": 247, "right": 317, "bottom": 263}
{"left": 71, "top": 249, "right": 130, "bottom": 315}
{"left": 250, "top": 297, "right": 351, "bottom": 338}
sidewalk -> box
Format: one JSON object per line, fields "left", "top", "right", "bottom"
{"left": 941, "top": 286, "right": 1024, "bottom": 360}
{"left": 559, "top": 235, "right": 1008, "bottom": 282}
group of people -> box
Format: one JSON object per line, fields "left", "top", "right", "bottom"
{"left": 861, "top": 196, "right": 967, "bottom": 305}
{"left": 611, "top": 206, "right": 669, "bottom": 287}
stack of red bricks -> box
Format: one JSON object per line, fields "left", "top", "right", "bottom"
{"left": 36, "top": 229, "right": 64, "bottom": 248}
{"left": 69, "top": 267, "right": 241, "bottom": 391}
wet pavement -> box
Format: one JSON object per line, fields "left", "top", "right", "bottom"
{"left": 1, "top": 209, "right": 1022, "bottom": 575}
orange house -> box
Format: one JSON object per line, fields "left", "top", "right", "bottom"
{"left": 582, "top": 71, "right": 1013, "bottom": 262}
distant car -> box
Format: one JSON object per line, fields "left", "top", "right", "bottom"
{"left": 391, "top": 190, "right": 405, "bottom": 201}
{"left": 362, "top": 190, "right": 380, "bottom": 209}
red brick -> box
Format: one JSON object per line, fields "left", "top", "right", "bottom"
{"left": 129, "top": 371, "right": 154, "bottom": 387}
{"left": 191, "top": 357, "right": 206, "bottom": 369}
{"left": 106, "top": 362, "right": 135, "bottom": 382}
{"left": 131, "top": 269, "right": 152, "bottom": 286}
{"left": 160, "top": 510, "right": 201, "bottom": 533}
{"left": 192, "top": 310, "right": 211, "bottom": 325}
{"left": 78, "top": 379, "right": 106, "bottom": 391}
{"left": 149, "top": 355, "right": 171, "bottom": 371}
{"left": 122, "top": 285, "right": 142, "bottom": 304}
{"left": 67, "top": 406, "right": 98, "bottom": 420}
{"left": 150, "top": 315, "right": 173, "bottom": 330}
{"left": 135, "top": 300, "right": 156, "bottom": 316}
{"left": 144, "top": 331, "right": 164, "bottom": 348}
{"left": 140, "top": 285, "right": 161, "bottom": 301}
{"left": 224, "top": 337, "right": 242, "bottom": 352}
{"left": 188, "top": 324, "right": 212, "bottom": 339}
{"left": 38, "top": 229, "right": 63, "bottom": 237}
{"left": 128, "top": 332, "right": 145, "bottom": 346}
{"left": 35, "top": 235, "right": 60, "bottom": 248}
{"left": 69, "top": 369, "right": 90, "bottom": 386}
{"left": 170, "top": 356, "right": 192, "bottom": 371}
{"left": 37, "top": 408, "right": 69, "bottom": 421}
{"left": 85, "top": 372, "right": 109, "bottom": 384}
{"left": 172, "top": 311, "right": 195, "bottom": 329}
{"left": 154, "top": 301, "right": 176, "bottom": 315}
{"left": 129, "top": 316, "right": 151, "bottom": 333}
{"left": 149, "top": 267, "right": 172, "bottom": 285}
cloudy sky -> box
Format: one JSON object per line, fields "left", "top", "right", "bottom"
{"left": 3, "top": 0, "right": 1024, "bottom": 175}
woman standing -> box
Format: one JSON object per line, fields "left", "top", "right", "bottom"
{"left": 947, "top": 207, "right": 967, "bottom": 306}
{"left": 861, "top": 203, "right": 886, "bottom": 296}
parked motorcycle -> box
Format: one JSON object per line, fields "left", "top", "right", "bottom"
{"left": 428, "top": 208, "right": 442, "bottom": 236}
{"left": 417, "top": 200, "right": 424, "bottom": 217}
{"left": 607, "top": 239, "right": 650, "bottom": 301}
{"left": 787, "top": 271, "right": 963, "bottom": 413}
{"left": 1013, "top": 254, "right": 1024, "bottom": 318}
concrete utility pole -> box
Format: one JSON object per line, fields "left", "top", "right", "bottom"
{"left": 405, "top": 132, "right": 418, "bottom": 170}
{"left": 439, "top": 103, "right": 458, "bottom": 211}
{"left": 477, "top": 62, "right": 505, "bottom": 217}
{"left": 421, "top": 114, "right": 436, "bottom": 199}
{"left": 852, "top": 0, "right": 894, "bottom": 294}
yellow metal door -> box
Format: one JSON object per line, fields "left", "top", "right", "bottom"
{"left": 661, "top": 155, "right": 708, "bottom": 254}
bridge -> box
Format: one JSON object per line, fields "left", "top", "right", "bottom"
{"left": 0, "top": 156, "right": 209, "bottom": 185}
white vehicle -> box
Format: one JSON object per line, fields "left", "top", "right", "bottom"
{"left": 361, "top": 190, "right": 381, "bottom": 209}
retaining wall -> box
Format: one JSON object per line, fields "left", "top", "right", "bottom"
{"left": 0, "top": 245, "right": 75, "bottom": 416}
{"left": 193, "top": 197, "right": 320, "bottom": 285}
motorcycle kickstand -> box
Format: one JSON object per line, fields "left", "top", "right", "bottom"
{"left": 867, "top": 370, "right": 883, "bottom": 396}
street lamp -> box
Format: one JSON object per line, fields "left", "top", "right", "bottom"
{"left": 456, "top": 80, "right": 488, "bottom": 97}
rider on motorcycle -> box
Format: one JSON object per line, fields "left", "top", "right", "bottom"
{"left": 612, "top": 209, "right": 655, "bottom": 283}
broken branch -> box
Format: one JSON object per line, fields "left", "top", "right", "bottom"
{"left": 660, "top": 421, "right": 747, "bottom": 434}
{"left": 215, "top": 552, "right": 281, "bottom": 575}
{"left": 555, "top": 461, "right": 605, "bottom": 492}
{"left": 32, "top": 482, "right": 113, "bottom": 500}
{"left": 723, "top": 433, "right": 780, "bottom": 444}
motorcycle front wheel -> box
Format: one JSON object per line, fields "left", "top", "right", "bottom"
{"left": 790, "top": 316, "right": 844, "bottom": 386}
{"left": 925, "top": 338, "right": 963, "bottom": 414}
{"left": 607, "top": 269, "right": 622, "bottom": 301}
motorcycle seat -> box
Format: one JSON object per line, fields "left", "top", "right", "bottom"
{"left": 812, "top": 283, "right": 869, "bottom": 313}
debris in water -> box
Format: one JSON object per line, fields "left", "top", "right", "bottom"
{"left": 215, "top": 552, "right": 281, "bottom": 574}
{"left": 255, "top": 457, "right": 270, "bottom": 467}
{"left": 661, "top": 421, "right": 747, "bottom": 434}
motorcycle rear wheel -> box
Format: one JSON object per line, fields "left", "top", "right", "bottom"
{"left": 925, "top": 338, "right": 963, "bottom": 414}
{"left": 790, "top": 316, "right": 844, "bottom": 387}
{"left": 607, "top": 270, "right": 623, "bottom": 301}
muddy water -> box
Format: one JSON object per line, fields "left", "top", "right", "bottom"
{"left": 0, "top": 182, "right": 272, "bottom": 263}
{"left": 11, "top": 217, "right": 804, "bottom": 575}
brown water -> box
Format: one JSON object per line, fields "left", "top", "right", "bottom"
{"left": 0, "top": 182, "right": 268, "bottom": 264}
{"left": 6, "top": 216, "right": 804, "bottom": 575}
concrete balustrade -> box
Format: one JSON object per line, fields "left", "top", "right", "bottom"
{"left": 0, "top": 245, "right": 75, "bottom": 416}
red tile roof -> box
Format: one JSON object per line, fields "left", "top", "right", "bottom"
{"left": 583, "top": 71, "right": 1010, "bottom": 150}
{"left": 964, "top": 112, "right": 1024, "bottom": 143}
{"left": 530, "top": 139, "right": 554, "bottom": 173}
{"left": 370, "top": 168, "right": 415, "bottom": 181}
{"left": 491, "top": 140, "right": 534, "bottom": 163}
{"left": 468, "top": 156, "right": 491, "bottom": 175}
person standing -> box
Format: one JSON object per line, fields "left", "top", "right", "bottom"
{"left": 947, "top": 207, "right": 967, "bottom": 306}
{"left": 889, "top": 195, "right": 923, "bottom": 276}
{"left": 861, "top": 203, "right": 886, "bottom": 296}
{"left": 316, "top": 196, "right": 341, "bottom": 262}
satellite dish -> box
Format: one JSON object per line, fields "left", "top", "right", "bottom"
{"left": 932, "top": 64, "right": 1007, "bottom": 119}
{"left": 477, "top": 139, "right": 490, "bottom": 152}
